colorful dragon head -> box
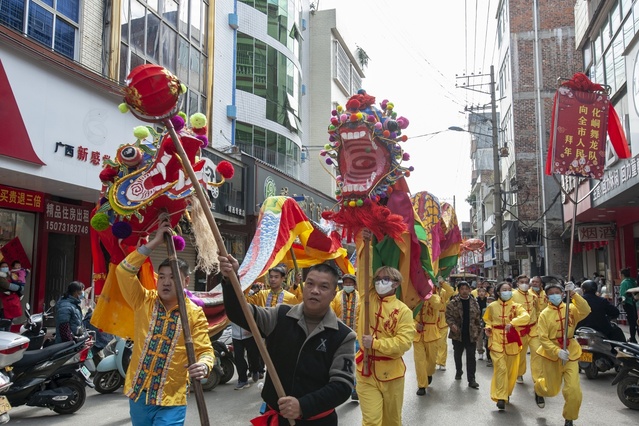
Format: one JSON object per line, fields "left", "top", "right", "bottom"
{"left": 321, "top": 90, "right": 413, "bottom": 240}
{"left": 91, "top": 113, "right": 233, "bottom": 248}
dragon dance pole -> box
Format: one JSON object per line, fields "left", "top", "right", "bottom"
{"left": 362, "top": 235, "right": 371, "bottom": 376}
{"left": 160, "top": 220, "right": 209, "bottom": 425}
{"left": 164, "top": 119, "right": 295, "bottom": 425}
{"left": 563, "top": 176, "right": 580, "bottom": 364}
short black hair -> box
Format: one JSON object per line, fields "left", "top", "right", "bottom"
{"left": 159, "top": 258, "right": 190, "bottom": 278}
{"left": 269, "top": 265, "right": 287, "bottom": 278}
{"left": 457, "top": 281, "right": 470, "bottom": 290}
{"left": 308, "top": 263, "right": 339, "bottom": 289}
{"left": 11, "top": 260, "right": 21, "bottom": 267}
{"left": 621, "top": 268, "right": 631, "bottom": 278}
{"left": 66, "top": 281, "right": 84, "bottom": 297}
{"left": 494, "top": 281, "right": 512, "bottom": 297}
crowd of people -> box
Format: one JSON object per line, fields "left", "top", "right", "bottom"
{"left": 5, "top": 219, "right": 638, "bottom": 426}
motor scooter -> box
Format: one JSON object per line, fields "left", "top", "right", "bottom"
{"left": 0, "top": 330, "right": 31, "bottom": 424}
{"left": 576, "top": 323, "right": 624, "bottom": 379}
{"left": 93, "top": 336, "right": 132, "bottom": 394}
{"left": 20, "top": 302, "right": 55, "bottom": 350}
{"left": 606, "top": 340, "right": 639, "bottom": 410}
{"left": 2, "top": 332, "right": 94, "bottom": 415}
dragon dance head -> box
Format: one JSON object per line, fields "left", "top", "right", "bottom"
{"left": 321, "top": 90, "right": 413, "bottom": 240}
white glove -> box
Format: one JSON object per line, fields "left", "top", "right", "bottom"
{"left": 558, "top": 349, "right": 569, "bottom": 361}
{"left": 564, "top": 282, "right": 575, "bottom": 292}
{"left": 437, "top": 276, "right": 444, "bottom": 284}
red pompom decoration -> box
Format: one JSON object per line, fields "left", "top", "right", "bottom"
{"left": 161, "top": 136, "right": 177, "bottom": 155}
{"left": 173, "top": 235, "right": 186, "bottom": 251}
{"left": 217, "top": 160, "right": 235, "bottom": 179}
{"left": 345, "top": 99, "right": 361, "bottom": 111}
{"left": 99, "top": 167, "right": 119, "bottom": 182}
{"left": 192, "top": 126, "right": 207, "bottom": 136}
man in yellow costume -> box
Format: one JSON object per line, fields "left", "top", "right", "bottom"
{"left": 356, "top": 266, "right": 414, "bottom": 426}
{"left": 534, "top": 281, "right": 591, "bottom": 426}
{"left": 484, "top": 281, "right": 530, "bottom": 411}
{"left": 511, "top": 274, "right": 539, "bottom": 385}
{"left": 412, "top": 289, "right": 442, "bottom": 395}
{"left": 531, "top": 276, "right": 548, "bottom": 311}
{"left": 435, "top": 276, "right": 454, "bottom": 370}
{"left": 246, "top": 265, "right": 301, "bottom": 307}
{"left": 116, "top": 220, "right": 215, "bottom": 425}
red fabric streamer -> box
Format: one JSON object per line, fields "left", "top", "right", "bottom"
{"left": 322, "top": 202, "right": 406, "bottom": 242}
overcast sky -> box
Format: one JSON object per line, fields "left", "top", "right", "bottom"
{"left": 318, "top": 0, "right": 498, "bottom": 223}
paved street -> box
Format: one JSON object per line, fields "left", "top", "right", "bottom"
{"left": 6, "top": 336, "right": 638, "bottom": 426}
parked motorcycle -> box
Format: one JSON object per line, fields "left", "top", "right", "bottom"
{"left": 93, "top": 337, "right": 132, "bottom": 394}
{"left": 2, "top": 332, "right": 94, "bottom": 415}
{"left": 606, "top": 340, "right": 639, "bottom": 410}
{"left": 576, "top": 324, "right": 623, "bottom": 379}
{"left": 20, "top": 302, "right": 55, "bottom": 350}
{"left": 0, "top": 330, "right": 31, "bottom": 424}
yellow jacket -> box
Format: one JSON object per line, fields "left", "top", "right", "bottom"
{"left": 436, "top": 281, "right": 454, "bottom": 330}
{"left": 533, "top": 289, "right": 548, "bottom": 312}
{"left": 246, "top": 288, "right": 300, "bottom": 307}
{"left": 512, "top": 289, "right": 539, "bottom": 337}
{"left": 356, "top": 292, "right": 414, "bottom": 381}
{"left": 413, "top": 294, "right": 442, "bottom": 343}
{"left": 537, "top": 293, "right": 591, "bottom": 361}
{"left": 330, "top": 289, "right": 359, "bottom": 330}
{"left": 117, "top": 250, "right": 215, "bottom": 406}
{"left": 483, "top": 299, "right": 530, "bottom": 355}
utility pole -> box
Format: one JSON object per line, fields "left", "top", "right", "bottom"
{"left": 489, "top": 65, "right": 505, "bottom": 280}
{"left": 456, "top": 66, "right": 505, "bottom": 280}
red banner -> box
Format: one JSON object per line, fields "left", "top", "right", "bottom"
{"left": 44, "top": 201, "right": 91, "bottom": 236}
{"left": 0, "top": 185, "right": 45, "bottom": 212}
{"left": 0, "top": 237, "right": 31, "bottom": 269}
{"left": 548, "top": 87, "right": 609, "bottom": 179}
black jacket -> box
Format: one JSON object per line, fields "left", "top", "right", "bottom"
{"left": 577, "top": 292, "right": 620, "bottom": 338}
{"left": 223, "top": 280, "right": 355, "bottom": 425}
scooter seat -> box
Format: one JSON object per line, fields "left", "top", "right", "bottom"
{"left": 12, "top": 341, "right": 76, "bottom": 369}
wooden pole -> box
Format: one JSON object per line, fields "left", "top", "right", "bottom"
{"left": 289, "top": 247, "right": 301, "bottom": 291}
{"left": 563, "top": 176, "right": 580, "bottom": 363}
{"left": 164, "top": 120, "right": 294, "bottom": 425}
{"left": 362, "top": 235, "right": 371, "bottom": 376}
{"left": 160, "top": 225, "right": 209, "bottom": 425}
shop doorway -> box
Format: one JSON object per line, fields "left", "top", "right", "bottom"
{"left": 45, "top": 233, "right": 76, "bottom": 305}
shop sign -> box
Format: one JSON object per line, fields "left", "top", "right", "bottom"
{"left": 44, "top": 201, "right": 91, "bottom": 235}
{"left": 577, "top": 224, "right": 616, "bottom": 242}
{"left": 225, "top": 205, "right": 245, "bottom": 217}
{"left": 0, "top": 185, "right": 45, "bottom": 212}
{"left": 592, "top": 156, "right": 639, "bottom": 201}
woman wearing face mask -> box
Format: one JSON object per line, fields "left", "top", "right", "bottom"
{"left": 54, "top": 281, "right": 86, "bottom": 343}
{"left": 511, "top": 274, "right": 539, "bottom": 385}
{"left": 356, "top": 266, "right": 414, "bottom": 426}
{"left": 533, "top": 282, "right": 591, "bottom": 426}
{"left": 483, "top": 281, "right": 530, "bottom": 411}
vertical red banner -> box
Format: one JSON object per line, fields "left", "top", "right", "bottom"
{"left": 549, "top": 87, "right": 609, "bottom": 179}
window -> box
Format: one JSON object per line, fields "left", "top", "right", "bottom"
{"left": 334, "top": 41, "right": 350, "bottom": 91}
{"left": 120, "top": 0, "right": 208, "bottom": 115}
{"left": 0, "top": 0, "right": 80, "bottom": 60}
{"left": 235, "top": 122, "right": 300, "bottom": 178}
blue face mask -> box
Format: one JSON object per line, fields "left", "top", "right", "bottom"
{"left": 0, "top": 267, "right": 8, "bottom": 273}
{"left": 500, "top": 291, "right": 512, "bottom": 301}
{"left": 548, "top": 294, "right": 563, "bottom": 306}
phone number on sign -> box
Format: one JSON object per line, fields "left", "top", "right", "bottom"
{"left": 45, "top": 220, "right": 89, "bottom": 235}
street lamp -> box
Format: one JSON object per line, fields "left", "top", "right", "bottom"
{"left": 449, "top": 122, "right": 505, "bottom": 280}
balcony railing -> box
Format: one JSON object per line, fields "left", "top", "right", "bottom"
{"left": 237, "top": 142, "right": 301, "bottom": 179}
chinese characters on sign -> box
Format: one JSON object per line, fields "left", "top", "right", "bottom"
{"left": 0, "top": 185, "right": 45, "bottom": 212}
{"left": 550, "top": 87, "right": 609, "bottom": 179}
{"left": 54, "top": 142, "right": 110, "bottom": 166}
{"left": 44, "top": 201, "right": 91, "bottom": 236}
{"left": 577, "top": 224, "right": 616, "bottom": 242}
{"left": 592, "top": 156, "right": 639, "bottom": 201}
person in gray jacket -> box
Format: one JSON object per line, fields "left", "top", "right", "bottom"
{"left": 54, "top": 281, "right": 85, "bottom": 343}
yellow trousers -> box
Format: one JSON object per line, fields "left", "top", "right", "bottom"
{"left": 527, "top": 336, "right": 542, "bottom": 382}
{"left": 490, "top": 350, "right": 520, "bottom": 402}
{"left": 435, "top": 329, "right": 448, "bottom": 366}
{"left": 534, "top": 359, "right": 582, "bottom": 421}
{"left": 413, "top": 339, "right": 437, "bottom": 388}
{"left": 517, "top": 334, "right": 531, "bottom": 377}
{"left": 356, "top": 371, "right": 405, "bottom": 426}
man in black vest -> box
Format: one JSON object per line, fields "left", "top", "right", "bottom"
{"left": 219, "top": 255, "right": 355, "bottom": 426}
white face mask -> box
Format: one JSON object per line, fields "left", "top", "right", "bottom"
{"left": 343, "top": 285, "right": 355, "bottom": 294}
{"left": 375, "top": 279, "right": 394, "bottom": 295}
{"left": 531, "top": 286, "right": 540, "bottom": 292}
{"left": 519, "top": 284, "right": 530, "bottom": 292}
